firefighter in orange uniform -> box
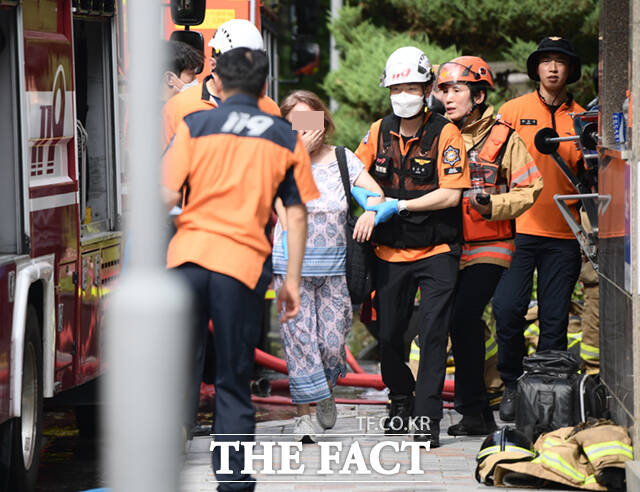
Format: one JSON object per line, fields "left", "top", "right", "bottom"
{"left": 436, "top": 57, "right": 543, "bottom": 435}
{"left": 162, "top": 18, "right": 281, "bottom": 150}
{"left": 161, "top": 40, "right": 204, "bottom": 103}
{"left": 162, "top": 48, "right": 318, "bottom": 489}
{"left": 355, "top": 46, "right": 470, "bottom": 448}
{"left": 492, "top": 37, "right": 585, "bottom": 422}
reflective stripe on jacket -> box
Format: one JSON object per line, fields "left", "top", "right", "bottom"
{"left": 489, "top": 424, "right": 633, "bottom": 490}
{"left": 458, "top": 105, "right": 543, "bottom": 269}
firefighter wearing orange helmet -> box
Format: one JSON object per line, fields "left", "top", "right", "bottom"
{"left": 437, "top": 56, "right": 543, "bottom": 435}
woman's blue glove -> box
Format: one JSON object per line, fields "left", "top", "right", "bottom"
{"left": 282, "top": 230, "right": 288, "bottom": 260}
{"left": 351, "top": 186, "right": 380, "bottom": 210}
{"left": 371, "top": 199, "right": 399, "bottom": 226}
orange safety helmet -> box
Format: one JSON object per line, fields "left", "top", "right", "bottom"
{"left": 437, "top": 56, "right": 494, "bottom": 90}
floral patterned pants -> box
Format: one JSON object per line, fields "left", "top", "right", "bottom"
{"left": 274, "top": 274, "right": 351, "bottom": 404}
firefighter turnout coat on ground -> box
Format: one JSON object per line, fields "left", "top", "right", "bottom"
{"left": 479, "top": 422, "right": 633, "bottom": 490}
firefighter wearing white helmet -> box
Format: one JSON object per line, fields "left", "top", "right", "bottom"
{"left": 161, "top": 19, "right": 280, "bottom": 438}
{"left": 162, "top": 19, "right": 280, "bottom": 149}
{"left": 208, "top": 18, "right": 265, "bottom": 56}
{"left": 355, "top": 46, "right": 471, "bottom": 448}
{"left": 381, "top": 47, "right": 433, "bottom": 117}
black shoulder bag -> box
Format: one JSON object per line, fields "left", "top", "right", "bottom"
{"left": 335, "top": 146, "right": 375, "bottom": 305}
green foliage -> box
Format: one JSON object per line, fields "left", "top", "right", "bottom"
{"left": 322, "top": 2, "right": 599, "bottom": 147}
{"left": 503, "top": 38, "right": 537, "bottom": 73}
{"left": 361, "top": 0, "right": 599, "bottom": 64}
{"left": 324, "top": 5, "right": 459, "bottom": 148}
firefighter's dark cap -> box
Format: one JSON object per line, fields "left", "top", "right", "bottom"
{"left": 527, "top": 37, "right": 582, "bottom": 84}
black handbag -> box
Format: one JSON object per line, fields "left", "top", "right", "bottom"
{"left": 335, "top": 146, "right": 374, "bottom": 305}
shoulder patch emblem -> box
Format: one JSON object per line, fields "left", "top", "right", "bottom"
{"left": 443, "top": 145, "right": 461, "bottom": 166}
{"left": 363, "top": 130, "right": 370, "bottom": 144}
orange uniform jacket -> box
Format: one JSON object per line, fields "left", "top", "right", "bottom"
{"left": 162, "top": 74, "right": 281, "bottom": 150}
{"left": 497, "top": 91, "right": 585, "bottom": 239}
{"left": 459, "top": 106, "right": 543, "bottom": 269}
{"left": 162, "top": 93, "right": 319, "bottom": 289}
{"left": 355, "top": 111, "right": 470, "bottom": 262}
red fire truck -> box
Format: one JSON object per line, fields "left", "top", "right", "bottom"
{"left": 0, "top": 1, "right": 286, "bottom": 490}
{"left": 0, "top": 1, "right": 124, "bottom": 489}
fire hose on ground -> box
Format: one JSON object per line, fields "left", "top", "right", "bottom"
{"left": 252, "top": 347, "right": 455, "bottom": 407}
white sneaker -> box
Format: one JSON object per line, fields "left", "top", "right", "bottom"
{"left": 293, "top": 415, "right": 318, "bottom": 443}
{"left": 316, "top": 394, "right": 337, "bottom": 429}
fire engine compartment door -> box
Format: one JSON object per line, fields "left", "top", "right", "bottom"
{"left": 73, "top": 17, "right": 117, "bottom": 239}
{"left": 0, "top": 8, "right": 23, "bottom": 254}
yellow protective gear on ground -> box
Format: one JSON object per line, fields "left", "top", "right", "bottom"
{"left": 572, "top": 423, "right": 632, "bottom": 471}
{"left": 490, "top": 423, "right": 633, "bottom": 490}
{"left": 477, "top": 450, "right": 537, "bottom": 485}
{"left": 495, "top": 427, "right": 605, "bottom": 490}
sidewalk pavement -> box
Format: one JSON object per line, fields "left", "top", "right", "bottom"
{"left": 180, "top": 405, "right": 569, "bottom": 491}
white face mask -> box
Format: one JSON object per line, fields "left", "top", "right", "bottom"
{"left": 390, "top": 92, "right": 425, "bottom": 118}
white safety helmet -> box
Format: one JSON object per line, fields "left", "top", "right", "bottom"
{"left": 380, "top": 46, "right": 433, "bottom": 88}
{"left": 208, "top": 19, "right": 264, "bottom": 55}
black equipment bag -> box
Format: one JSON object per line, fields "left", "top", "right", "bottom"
{"left": 516, "top": 350, "right": 583, "bottom": 441}
{"left": 336, "top": 146, "right": 374, "bottom": 305}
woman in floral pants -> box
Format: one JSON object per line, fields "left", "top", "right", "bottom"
{"left": 272, "top": 90, "right": 383, "bottom": 441}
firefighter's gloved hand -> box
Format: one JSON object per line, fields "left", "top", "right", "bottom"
{"left": 351, "top": 186, "right": 380, "bottom": 210}
{"left": 282, "top": 230, "right": 288, "bottom": 260}
{"left": 372, "top": 199, "right": 399, "bottom": 226}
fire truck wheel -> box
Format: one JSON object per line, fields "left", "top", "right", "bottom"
{"left": 8, "top": 305, "right": 43, "bottom": 492}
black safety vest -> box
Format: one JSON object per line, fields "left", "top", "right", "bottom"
{"left": 370, "top": 112, "right": 462, "bottom": 249}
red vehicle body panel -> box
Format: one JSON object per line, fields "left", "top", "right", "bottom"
{"left": 0, "top": 0, "right": 121, "bottom": 424}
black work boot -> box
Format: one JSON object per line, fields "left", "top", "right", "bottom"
{"left": 448, "top": 414, "right": 486, "bottom": 436}
{"left": 383, "top": 394, "right": 414, "bottom": 435}
{"left": 483, "top": 407, "right": 498, "bottom": 432}
{"left": 448, "top": 409, "right": 498, "bottom": 436}
{"left": 414, "top": 417, "right": 440, "bottom": 448}
{"left": 499, "top": 386, "right": 517, "bottom": 422}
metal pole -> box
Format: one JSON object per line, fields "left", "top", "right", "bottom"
{"left": 329, "top": 0, "right": 343, "bottom": 112}
{"left": 250, "top": 0, "right": 256, "bottom": 25}
{"left": 105, "top": 1, "right": 191, "bottom": 491}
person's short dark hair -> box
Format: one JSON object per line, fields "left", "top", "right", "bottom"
{"left": 214, "top": 47, "right": 269, "bottom": 98}
{"left": 164, "top": 40, "right": 204, "bottom": 76}
{"left": 469, "top": 84, "right": 489, "bottom": 113}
